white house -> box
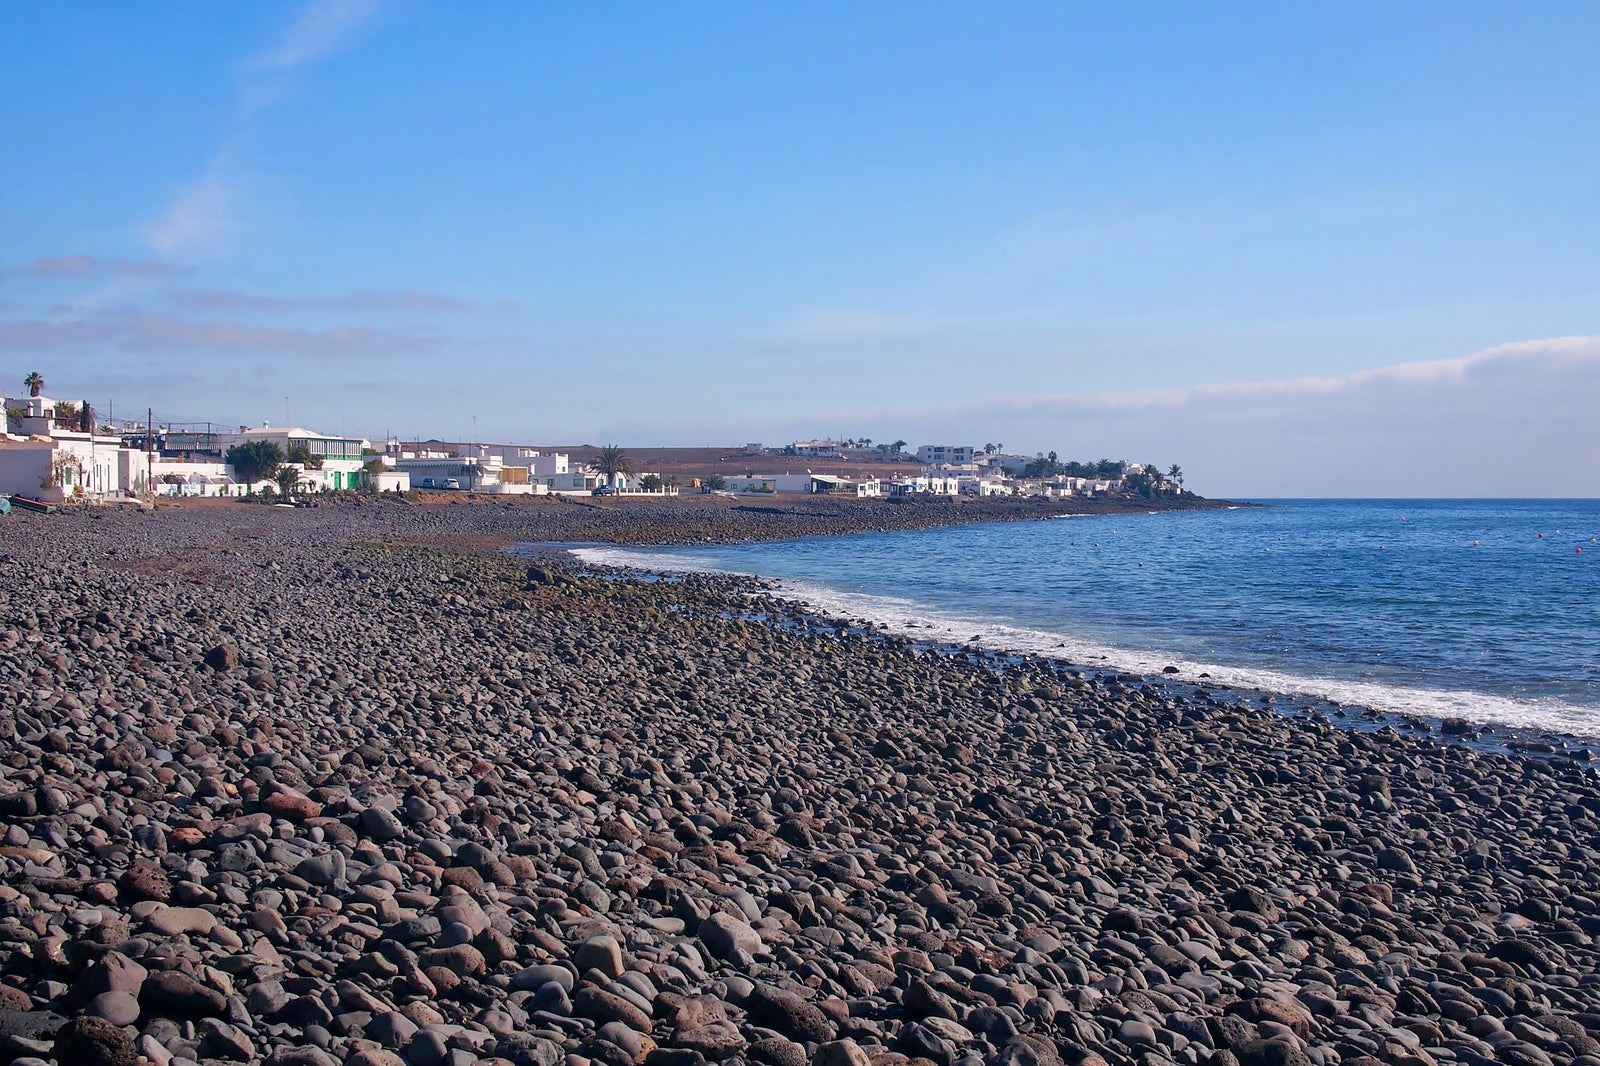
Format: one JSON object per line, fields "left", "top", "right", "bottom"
{"left": 371, "top": 470, "right": 411, "bottom": 493}
{"left": 916, "top": 444, "right": 975, "bottom": 465}
{"left": 215, "top": 424, "right": 368, "bottom": 492}
{"left": 394, "top": 452, "right": 503, "bottom": 491}
{"left": 983, "top": 454, "right": 1032, "bottom": 476}
{"left": 1037, "top": 476, "right": 1114, "bottom": 497}
{"left": 514, "top": 451, "right": 597, "bottom": 494}
{"left": 723, "top": 475, "right": 776, "bottom": 494}
{"left": 151, "top": 458, "right": 247, "bottom": 498}
{"left": 955, "top": 476, "right": 1012, "bottom": 496}
{"left": 889, "top": 475, "right": 961, "bottom": 496}
{"left": 765, "top": 472, "right": 862, "bottom": 494}
{"left": 2, "top": 396, "right": 141, "bottom": 502}
{"left": 789, "top": 439, "right": 844, "bottom": 458}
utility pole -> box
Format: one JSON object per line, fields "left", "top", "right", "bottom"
{"left": 88, "top": 399, "right": 97, "bottom": 501}
{"left": 146, "top": 408, "right": 154, "bottom": 498}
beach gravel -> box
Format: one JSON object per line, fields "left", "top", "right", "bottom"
{"left": 0, "top": 498, "right": 1596, "bottom": 1066}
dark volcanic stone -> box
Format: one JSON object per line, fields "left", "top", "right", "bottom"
{"left": 1234, "top": 1040, "right": 1313, "bottom": 1066}
{"left": 746, "top": 984, "right": 836, "bottom": 1043}
{"left": 749, "top": 1037, "right": 808, "bottom": 1066}
{"left": 573, "top": 985, "right": 652, "bottom": 1032}
{"left": 203, "top": 642, "right": 239, "bottom": 671}
{"left": 53, "top": 1015, "right": 140, "bottom": 1066}
{"left": 141, "top": 970, "right": 227, "bottom": 1017}
{"left": 117, "top": 861, "right": 170, "bottom": 902}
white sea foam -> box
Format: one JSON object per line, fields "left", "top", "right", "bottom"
{"left": 570, "top": 545, "right": 1599, "bottom": 738}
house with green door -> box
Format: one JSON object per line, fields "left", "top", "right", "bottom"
{"left": 215, "top": 424, "right": 369, "bottom": 492}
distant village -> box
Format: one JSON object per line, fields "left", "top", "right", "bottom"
{"left": 1, "top": 373, "right": 1186, "bottom": 507}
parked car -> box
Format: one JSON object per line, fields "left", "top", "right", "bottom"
{"left": 444, "top": 477, "right": 462, "bottom": 490}
{"left": 591, "top": 485, "right": 617, "bottom": 496}
{"left": 420, "top": 477, "right": 437, "bottom": 488}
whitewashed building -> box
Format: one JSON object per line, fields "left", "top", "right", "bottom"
{"left": 151, "top": 458, "right": 248, "bottom": 498}
{"left": 788, "top": 439, "right": 844, "bottom": 458}
{"left": 215, "top": 424, "right": 368, "bottom": 492}
{"left": 1, "top": 396, "right": 142, "bottom": 502}
{"left": 916, "top": 444, "right": 975, "bottom": 465}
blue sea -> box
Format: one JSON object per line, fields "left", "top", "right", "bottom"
{"left": 575, "top": 500, "right": 1600, "bottom": 736}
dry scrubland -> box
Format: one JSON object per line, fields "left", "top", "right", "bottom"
{"left": 1, "top": 499, "right": 1597, "bottom": 1066}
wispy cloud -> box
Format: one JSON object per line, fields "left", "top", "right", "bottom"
{"left": 247, "top": 0, "right": 381, "bottom": 71}
{"left": 891, "top": 335, "right": 1600, "bottom": 497}
{"left": 0, "top": 255, "right": 186, "bottom": 280}
{"left": 1003, "top": 335, "right": 1600, "bottom": 412}
{"left": 141, "top": 0, "right": 383, "bottom": 259}
{"left": 0, "top": 311, "right": 437, "bottom": 359}
{"left": 143, "top": 172, "right": 239, "bottom": 259}
{"left": 165, "top": 287, "right": 506, "bottom": 315}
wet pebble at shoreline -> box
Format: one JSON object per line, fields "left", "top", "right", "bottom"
{"left": 0, "top": 503, "right": 1597, "bottom": 1066}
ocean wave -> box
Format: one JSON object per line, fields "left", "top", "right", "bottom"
{"left": 570, "top": 544, "right": 1599, "bottom": 737}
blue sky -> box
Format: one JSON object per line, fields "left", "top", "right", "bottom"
{"left": 2, "top": 1, "right": 1597, "bottom": 495}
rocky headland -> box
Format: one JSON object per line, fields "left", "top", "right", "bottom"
{"left": 0, "top": 501, "right": 1596, "bottom": 1066}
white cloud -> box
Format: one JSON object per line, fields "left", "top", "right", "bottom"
{"left": 140, "top": 0, "right": 382, "bottom": 259}
{"left": 936, "top": 335, "right": 1600, "bottom": 497}
{"left": 143, "top": 171, "right": 237, "bottom": 258}
{"left": 248, "top": 0, "right": 381, "bottom": 71}
{"left": 1003, "top": 335, "right": 1600, "bottom": 412}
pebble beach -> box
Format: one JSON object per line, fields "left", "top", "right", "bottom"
{"left": 2, "top": 498, "right": 1597, "bottom": 1066}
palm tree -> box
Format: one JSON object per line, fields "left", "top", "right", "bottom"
{"left": 23, "top": 372, "right": 44, "bottom": 397}
{"left": 594, "top": 444, "right": 633, "bottom": 487}
{"left": 1167, "top": 464, "right": 1184, "bottom": 489}
{"left": 891, "top": 440, "right": 907, "bottom": 457}
{"left": 275, "top": 465, "right": 302, "bottom": 499}
{"left": 286, "top": 444, "right": 323, "bottom": 470}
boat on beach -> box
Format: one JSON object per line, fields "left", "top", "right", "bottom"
{"left": 5, "top": 494, "right": 58, "bottom": 514}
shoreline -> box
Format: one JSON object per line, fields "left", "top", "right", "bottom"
{"left": 2, "top": 503, "right": 1597, "bottom": 1066}
{"left": 549, "top": 546, "right": 1599, "bottom": 762}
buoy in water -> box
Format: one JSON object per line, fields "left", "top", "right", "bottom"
{"left": 1538, "top": 533, "right": 1544, "bottom": 538}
